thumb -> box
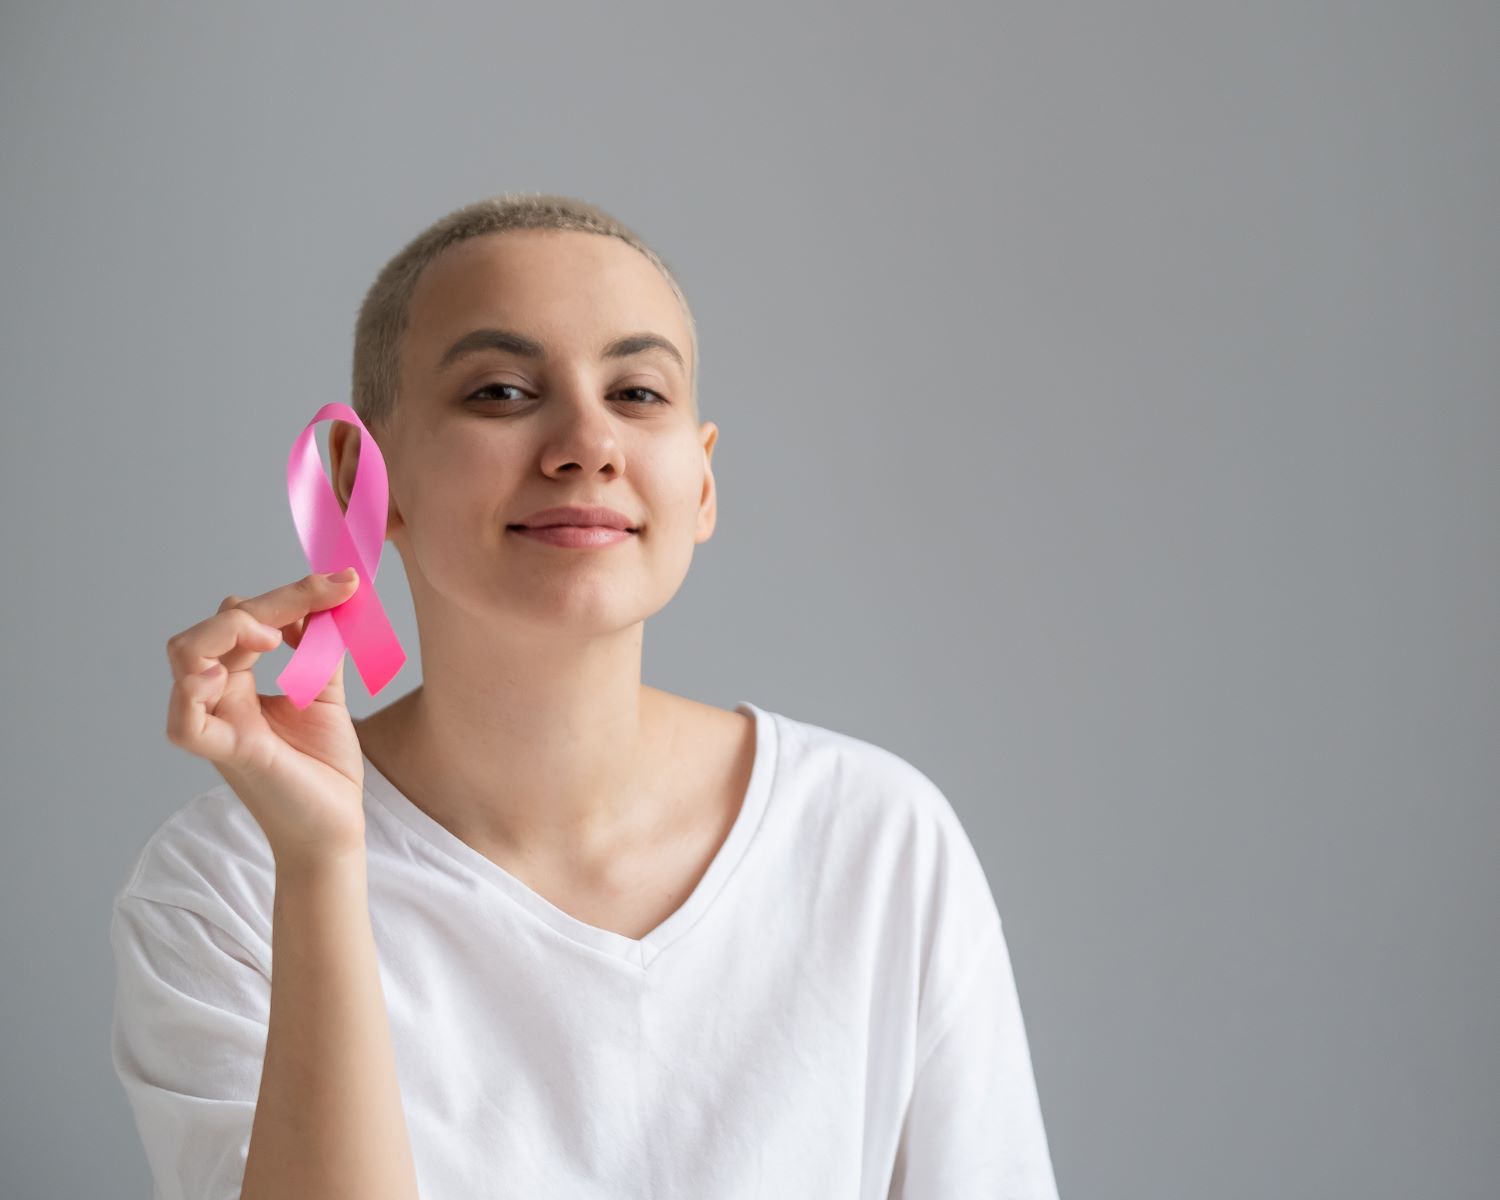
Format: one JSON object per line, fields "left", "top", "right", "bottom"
{"left": 314, "top": 645, "right": 349, "bottom": 709}
{"left": 310, "top": 570, "right": 359, "bottom": 709}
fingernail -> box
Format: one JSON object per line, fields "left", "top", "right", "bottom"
{"left": 324, "top": 568, "right": 356, "bottom": 583}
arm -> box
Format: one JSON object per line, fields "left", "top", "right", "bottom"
{"left": 110, "top": 844, "right": 421, "bottom": 1200}
{"left": 240, "top": 847, "right": 420, "bottom": 1200}
{"left": 141, "top": 568, "right": 417, "bottom": 1195}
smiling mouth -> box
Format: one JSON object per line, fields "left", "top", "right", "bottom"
{"left": 507, "top": 524, "right": 640, "bottom": 533}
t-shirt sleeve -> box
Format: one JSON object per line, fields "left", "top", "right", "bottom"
{"left": 880, "top": 760, "right": 1061, "bottom": 1199}
{"left": 109, "top": 890, "right": 271, "bottom": 1200}
{"left": 886, "top": 914, "right": 1061, "bottom": 1198}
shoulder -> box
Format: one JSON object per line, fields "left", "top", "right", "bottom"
{"left": 762, "top": 706, "right": 1008, "bottom": 1044}
{"left": 112, "top": 783, "right": 277, "bottom": 965}
{"left": 769, "top": 706, "right": 975, "bottom": 838}
{"left": 761, "top": 705, "right": 1000, "bottom": 927}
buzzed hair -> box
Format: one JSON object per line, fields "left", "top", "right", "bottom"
{"left": 351, "top": 191, "right": 699, "bottom": 431}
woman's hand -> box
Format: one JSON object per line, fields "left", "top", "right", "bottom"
{"left": 164, "top": 569, "right": 369, "bottom": 867}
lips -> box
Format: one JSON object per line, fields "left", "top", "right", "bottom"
{"left": 509, "top": 523, "right": 640, "bottom": 533}
{"left": 508, "top": 504, "right": 640, "bottom": 532}
{"left": 508, "top": 525, "right": 636, "bottom": 548}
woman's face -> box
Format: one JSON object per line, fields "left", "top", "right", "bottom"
{"left": 353, "top": 228, "right": 717, "bottom": 637}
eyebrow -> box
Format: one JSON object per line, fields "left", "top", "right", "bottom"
{"left": 434, "top": 327, "right": 687, "bottom": 376}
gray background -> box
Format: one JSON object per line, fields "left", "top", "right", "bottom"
{"left": 2, "top": 3, "right": 1495, "bottom": 1197}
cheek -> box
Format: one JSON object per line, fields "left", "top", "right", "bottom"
{"left": 400, "top": 462, "right": 505, "bottom": 546}
{"left": 435, "top": 423, "right": 520, "bottom": 466}
{"left": 636, "top": 440, "right": 706, "bottom": 507}
{"left": 422, "top": 428, "right": 526, "bottom": 490}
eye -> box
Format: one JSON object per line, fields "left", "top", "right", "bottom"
{"left": 615, "top": 387, "right": 669, "bottom": 405}
{"left": 464, "top": 384, "right": 668, "bottom": 406}
{"left": 467, "top": 383, "right": 526, "bottom": 403}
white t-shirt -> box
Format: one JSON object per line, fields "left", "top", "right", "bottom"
{"left": 110, "top": 700, "right": 1060, "bottom": 1199}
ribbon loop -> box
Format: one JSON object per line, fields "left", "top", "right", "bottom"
{"left": 276, "top": 402, "right": 406, "bottom": 708}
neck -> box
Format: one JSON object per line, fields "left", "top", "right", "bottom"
{"left": 361, "top": 676, "right": 679, "bottom": 869}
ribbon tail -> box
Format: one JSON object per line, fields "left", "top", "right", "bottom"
{"left": 275, "top": 610, "right": 349, "bottom": 710}
{"left": 331, "top": 577, "right": 406, "bottom": 696}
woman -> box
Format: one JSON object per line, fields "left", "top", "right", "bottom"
{"left": 111, "top": 192, "right": 1060, "bottom": 1199}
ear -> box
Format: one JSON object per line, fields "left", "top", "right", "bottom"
{"left": 327, "top": 420, "right": 356, "bottom": 514}
{"left": 696, "top": 420, "right": 719, "bottom": 543}
{"left": 329, "top": 419, "right": 404, "bottom": 536}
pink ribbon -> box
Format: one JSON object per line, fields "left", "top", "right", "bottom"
{"left": 276, "top": 402, "right": 406, "bottom": 709}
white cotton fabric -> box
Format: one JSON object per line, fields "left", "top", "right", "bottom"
{"left": 110, "top": 700, "right": 1060, "bottom": 1199}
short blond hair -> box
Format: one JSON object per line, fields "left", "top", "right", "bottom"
{"left": 351, "top": 191, "right": 698, "bottom": 431}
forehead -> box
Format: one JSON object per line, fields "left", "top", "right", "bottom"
{"left": 403, "top": 229, "right": 690, "bottom": 371}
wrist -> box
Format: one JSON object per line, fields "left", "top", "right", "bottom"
{"left": 273, "top": 840, "right": 368, "bottom": 885}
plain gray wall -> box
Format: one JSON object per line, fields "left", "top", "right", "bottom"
{"left": 2, "top": 3, "right": 1496, "bottom": 1197}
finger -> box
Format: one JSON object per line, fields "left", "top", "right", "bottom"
{"left": 166, "top": 607, "right": 285, "bottom": 681}
{"left": 280, "top": 612, "right": 309, "bottom": 650}
{"left": 310, "top": 644, "right": 349, "bottom": 709}
{"left": 237, "top": 570, "right": 360, "bottom": 633}
{"left": 235, "top": 590, "right": 310, "bottom": 650}
{"left": 165, "top": 660, "right": 240, "bottom": 763}
{"left": 164, "top": 571, "right": 359, "bottom": 678}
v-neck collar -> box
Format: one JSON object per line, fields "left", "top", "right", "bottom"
{"left": 361, "top": 700, "right": 779, "bottom": 970}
